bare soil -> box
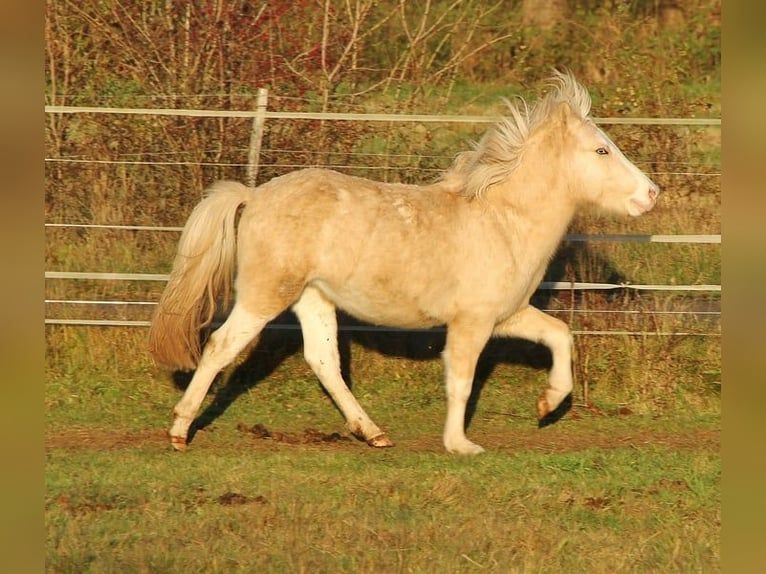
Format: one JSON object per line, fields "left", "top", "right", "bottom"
{"left": 45, "top": 421, "right": 719, "bottom": 455}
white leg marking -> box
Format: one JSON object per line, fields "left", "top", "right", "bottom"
{"left": 292, "top": 287, "right": 392, "bottom": 447}
{"left": 443, "top": 373, "right": 484, "bottom": 454}
{"left": 169, "top": 303, "right": 270, "bottom": 449}
{"left": 442, "top": 321, "right": 493, "bottom": 455}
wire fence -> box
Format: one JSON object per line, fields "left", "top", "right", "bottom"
{"left": 44, "top": 105, "right": 721, "bottom": 336}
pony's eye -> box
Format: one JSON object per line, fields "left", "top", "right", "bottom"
{"left": 596, "top": 147, "right": 610, "bottom": 155}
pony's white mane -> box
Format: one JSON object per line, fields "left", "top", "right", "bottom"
{"left": 446, "top": 70, "right": 592, "bottom": 198}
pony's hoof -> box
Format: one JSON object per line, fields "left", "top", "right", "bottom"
{"left": 169, "top": 434, "right": 188, "bottom": 451}
{"left": 537, "top": 394, "right": 551, "bottom": 420}
{"left": 537, "top": 392, "right": 573, "bottom": 428}
{"left": 445, "top": 439, "right": 485, "bottom": 455}
{"left": 367, "top": 433, "right": 394, "bottom": 448}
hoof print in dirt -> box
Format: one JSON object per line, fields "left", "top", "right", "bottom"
{"left": 237, "top": 422, "right": 351, "bottom": 445}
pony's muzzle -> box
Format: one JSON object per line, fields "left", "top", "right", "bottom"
{"left": 629, "top": 183, "right": 659, "bottom": 216}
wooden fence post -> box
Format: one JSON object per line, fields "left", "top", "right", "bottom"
{"left": 247, "top": 87, "right": 268, "bottom": 187}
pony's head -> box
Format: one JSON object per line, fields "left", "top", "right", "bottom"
{"left": 454, "top": 70, "right": 659, "bottom": 217}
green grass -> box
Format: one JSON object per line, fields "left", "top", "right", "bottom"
{"left": 45, "top": 429, "right": 719, "bottom": 572}
{"left": 45, "top": 323, "right": 720, "bottom": 572}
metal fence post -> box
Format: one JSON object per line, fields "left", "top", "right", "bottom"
{"left": 247, "top": 87, "right": 269, "bottom": 187}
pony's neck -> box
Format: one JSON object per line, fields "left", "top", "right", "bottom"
{"left": 485, "top": 166, "right": 577, "bottom": 254}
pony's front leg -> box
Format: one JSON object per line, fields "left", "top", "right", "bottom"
{"left": 169, "top": 304, "right": 270, "bottom": 450}
{"left": 442, "top": 320, "right": 494, "bottom": 454}
{"left": 493, "top": 305, "right": 573, "bottom": 421}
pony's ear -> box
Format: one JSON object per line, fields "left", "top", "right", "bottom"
{"left": 554, "top": 101, "right": 574, "bottom": 126}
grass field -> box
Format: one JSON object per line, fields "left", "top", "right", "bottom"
{"left": 46, "top": 429, "right": 720, "bottom": 572}
{"left": 45, "top": 325, "right": 720, "bottom": 572}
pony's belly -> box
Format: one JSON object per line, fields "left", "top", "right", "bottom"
{"left": 312, "top": 280, "right": 444, "bottom": 329}
{"left": 343, "top": 303, "right": 443, "bottom": 330}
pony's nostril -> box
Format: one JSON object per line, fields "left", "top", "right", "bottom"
{"left": 648, "top": 187, "right": 658, "bottom": 202}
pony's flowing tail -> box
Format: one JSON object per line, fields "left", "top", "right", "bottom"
{"left": 148, "top": 181, "right": 253, "bottom": 370}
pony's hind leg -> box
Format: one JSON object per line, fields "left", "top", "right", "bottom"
{"left": 169, "top": 303, "right": 273, "bottom": 450}
{"left": 493, "top": 305, "right": 573, "bottom": 421}
{"left": 292, "top": 286, "right": 393, "bottom": 447}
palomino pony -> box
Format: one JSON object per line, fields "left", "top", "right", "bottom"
{"left": 149, "top": 71, "right": 658, "bottom": 455}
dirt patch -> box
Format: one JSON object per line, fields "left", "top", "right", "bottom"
{"left": 45, "top": 422, "right": 719, "bottom": 455}
{"left": 500, "top": 426, "right": 719, "bottom": 454}
{"left": 217, "top": 492, "right": 268, "bottom": 506}
{"left": 47, "top": 490, "right": 269, "bottom": 515}
{"left": 236, "top": 422, "right": 352, "bottom": 444}
{"left": 45, "top": 426, "right": 171, "bottom": 451}
{"left": 394, "top": 426, "right": 720, "bottom": 455}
